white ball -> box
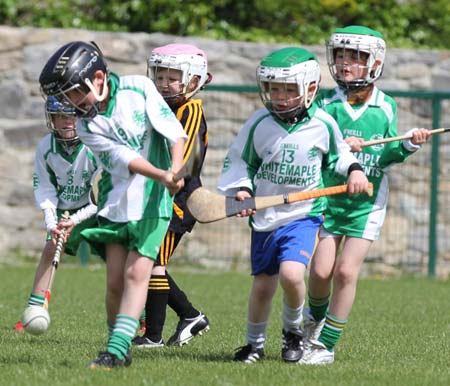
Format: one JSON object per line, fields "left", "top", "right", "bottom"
{"left": 22, "top": 305, "right": 51, "bottom": 335}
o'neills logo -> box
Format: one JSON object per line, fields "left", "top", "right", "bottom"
{"left": 43, "top": 81, "right": 58, "bottom": 92}
{"left": 79, "top": 54, "right": 98, "bottom": 77}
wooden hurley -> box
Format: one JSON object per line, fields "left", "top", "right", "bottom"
{"left": 187, "top": 183, "right": 373, "bottom": 224}
{"left": 43, "top": 210, "right": 69, "bottom": 310}
{"left": 89, "top": 169, "right": 103, "bottom": 205}
{"left": 362, "top": 128, "right": 449, "bottom": 147}
{"left": 176, "top": 129, "right": 201, "bottom": 181}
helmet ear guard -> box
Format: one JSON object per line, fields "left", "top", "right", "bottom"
{"left": 203, "top": 72, "right": 213, "bottom": 92}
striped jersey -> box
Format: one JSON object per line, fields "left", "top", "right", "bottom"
{"left": 317, "top": 86, "right": 416, "bottom": 239}
{"left": 33, "top": 134, "right": 97, "bottom": 210}
{"left": 217, "top": 104, "right": 360, "bottom": 232}
{"left": 77, "top": 73, "right": 187, "bottom": 222}
{"left": 170, "top": 99, "right": 208, "bottom": 233}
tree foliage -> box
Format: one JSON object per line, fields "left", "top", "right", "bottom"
{"left": 1, "top": 0, "right": 449, "bottom": 49}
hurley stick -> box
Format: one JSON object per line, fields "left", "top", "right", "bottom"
{"left": 362, "top": 128, "right": 450, "bottom": 147}
{"left": 187, "top": 183, "right": 373, "bottom": 223}
{"left": 174, "top": 130, "right": 201, "bottom": 182}
{"left": 43, "top": 210, "right": 69, "bottom": 310}
{"left": 89, "top": 169, "right": 103, "bottom": 205}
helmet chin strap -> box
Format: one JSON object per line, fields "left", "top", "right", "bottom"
{"left": 77, "top": 75, "right": 108, "bottom": 118}
{"left": 55, "top": 136, "right": 81, "bottom": 154}
{"left": 84, "top": 74, "right": 109, "bottom": 102}
{"left": 165, "top": 94, "right": 187, "bottom": 109}
{"left": 273, "top": 105, "right": 308, "bottom": 125}
{"left": 337, "top": 79, "right": 369, "bottom": 91}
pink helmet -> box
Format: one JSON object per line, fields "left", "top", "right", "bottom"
{"left": 152, "top": 43, "right": 207, "bottom": 63}
{"left": 147, "top": 43, "right": 210, "bottom": 101}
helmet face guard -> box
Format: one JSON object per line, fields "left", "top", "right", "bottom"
{"left": 326, "top": 26, "right": 386, "bottom": 90}
{"left": 147, "top": 44, "right": 210, "bottom": 108}
{"left": 58, "top": 84, "right": 105, "bottom": 119}
{"left": 39, "top": 41, "right": 109, "bottom": 118}
{"left": 259, "top": 79, "right": 307, "bottom": 123}
{"left": 45, "top": 96, "right": 80, "bottom": 148}
{"left": 148, "top": 64, "right": 189, "bottom": 107}
{"left": 257, "top": 47, "right": 320, "bottom": 124}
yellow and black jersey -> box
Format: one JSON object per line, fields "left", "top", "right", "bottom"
{"left": 169, "top": 99, "right": 208, "bottom": 234}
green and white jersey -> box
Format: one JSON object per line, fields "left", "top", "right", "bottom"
{"left": 318, "top": 86, "right": 416, "bottom": 239}
{"left": 33, "top": 133, "right": 97, "bottom": 211}
{"left": 77, "top": 73, "right": 187, "bottom": 222}
{"left": 218, "top": 104, "right": 359, "bottom": 232}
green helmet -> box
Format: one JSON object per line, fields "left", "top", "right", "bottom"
{"left": 257, "top": 47, "right": 320, "bottom": 123}
{"left": 326, "top": 25, "right": 386, "bottom": 89}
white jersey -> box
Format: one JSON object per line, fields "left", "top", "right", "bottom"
{"left": 33, "top": 133, "right": 97, "bottom": 211}
{"left": 218, "top": 105, "right": 359, "bottom": 232}
{"left": 77, "top": 73, "right": 187, "bottom": 222}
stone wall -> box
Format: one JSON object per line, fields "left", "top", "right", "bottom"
{"left": 1, "top": 26, "right": 450, "bottom": 276}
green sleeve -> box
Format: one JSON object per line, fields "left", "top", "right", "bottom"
{"left": 378, "top": 102, "right": 413, "bottom": 168}
{"left": 241, "top": 125, "right": 262, "bottom": 183}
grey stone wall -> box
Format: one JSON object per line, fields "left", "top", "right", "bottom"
{"left": 1, "top": 26, "right": 450, "bottom": 276}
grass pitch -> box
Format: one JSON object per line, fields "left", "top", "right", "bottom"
{"left": 1, "top": 264, "right": 450, "bottom": 386}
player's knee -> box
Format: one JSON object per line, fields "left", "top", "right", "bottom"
{"left": 125, "top": 259, "right": 152, "bottom": 284}
{"left": 279, "top": 271, "right": 304, "bottom": 290}
{"left": 310, "top": 265, "right": 333, "bottom": 283}
{"left": 253, "top": 281, "right": 276, "bottom": 300}
{"left": 333, "top": 265, "right": 358, "bottom": 287}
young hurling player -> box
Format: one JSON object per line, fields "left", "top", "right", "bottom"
{"left": 132, "top": 43, "right": 211, "bottom": 348}
{"left": 16, "top": 96, "right": 99, "bottom": 329}
{"left": 39, "top": 41, "right": 187, "bottom": 369}
{"left": 217, "top": 47, "right": 369, "bottom": 364}
{"left": 300, "top": 26, "right": 430, "bottom": 365}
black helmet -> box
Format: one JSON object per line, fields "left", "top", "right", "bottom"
{"left": 39, "top": 41, "right": 108, "bottom": 117}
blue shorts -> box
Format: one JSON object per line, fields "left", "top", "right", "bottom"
{"left": 250, "top": 216, "right": 323, "bottom": 276}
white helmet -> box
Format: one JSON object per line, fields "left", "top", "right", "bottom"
{"left": 326, "top": 25, "right": 386, "bottom": 89}
{"left": 257, "top": 47, "right": 320, "bottom": 123}
{"left": 147, "top": 43, "right": 211, "bottom": 107}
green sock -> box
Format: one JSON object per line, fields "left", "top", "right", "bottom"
{"left": 107, "top": 314, "right": 138, "bottom": 360}
{"left": 28, "top": 293, "right": 45, "bottom": 307}
{"left": 308, "top": 292, "right": 329, "bottom": 321}
{"left": 318, "top": 313, "right": 347, "bottom": 351}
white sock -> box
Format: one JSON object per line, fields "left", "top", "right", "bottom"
{"left": 246, "top": 320, "right": 267, "bottom": 350}
{"left": 281, "top": 301, "right": 304, "bottom": 334}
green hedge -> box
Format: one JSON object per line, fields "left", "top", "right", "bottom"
{"left": 1, "top": 0, "right": 449, "bottom": 49}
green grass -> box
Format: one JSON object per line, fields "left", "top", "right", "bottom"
{"left": 1, "top": 264, "right": 450, "bottom": 386}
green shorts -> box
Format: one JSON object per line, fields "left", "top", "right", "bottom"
{"left": 81, "top": 216, "right": 170, "bottom": 260}
{"left": 47, "top": 215, "right": 98, "bottom": 257}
